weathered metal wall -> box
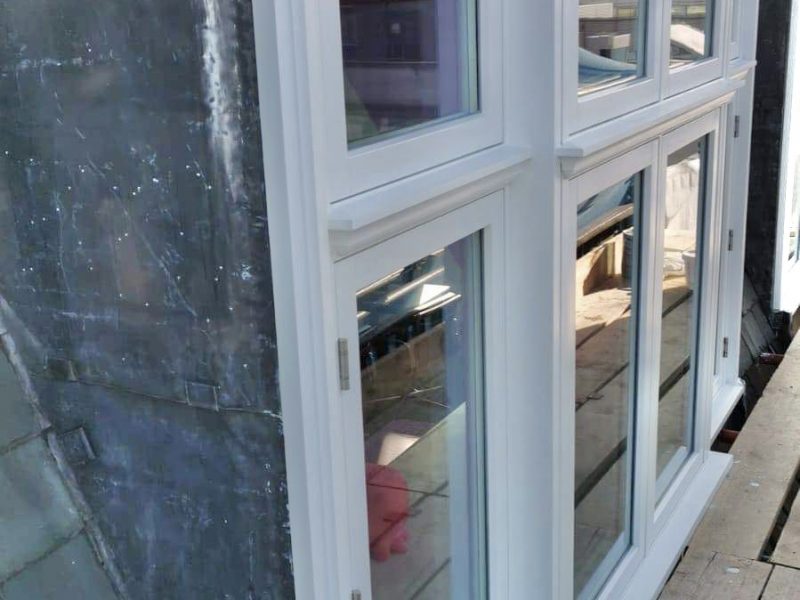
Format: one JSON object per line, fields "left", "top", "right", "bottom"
{"left": 0, "top": 0, "right": 293, "bottom": 597}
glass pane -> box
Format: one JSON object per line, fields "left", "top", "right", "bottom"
{"left": 657, "top": 138, "right": 707, "bottom": 497}
{"left": 356, "top": 234, "right": 485, "bottom": 599}
{"left": 574, "top": 174, "right": 641, "bottom": 598}
{"left": 670, "top": 0, "right": 714, "bottom": 66}
{"left": 730, "top": 0, "right": 740, "bottom": 48}
{"left": 578, "top": 0, "right": 645, "bottom": 95}
{"left": 340, "top": 0, "right": 479, "bottom": 146}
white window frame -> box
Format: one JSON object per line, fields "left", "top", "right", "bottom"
{"left": 651, "top": 110, "right": 723, "bottom": 535}
{"left": 315, "top": 0, "right": 504, "bottom": 202}
{"left": 558, "top": 108, "right": 728, "bottom": 600}
{"left": 559, "top": 141, "right": 660, "bottom": 600}
{"left": 709, "top": 87, "right": 750, "bottom": 439}
{"left": 563, "top": 0, "right": 663, "bottom": 134}
{"left": 332, "top": 192, "right": 509, "bottom": 600}
{"left": 735, "top": 0, "right": 759, "bottom": 64}
{"left": 663, "top": 0, "right": 727, "bottom": 97}
{"left": 256, "top": 0, "right": 751, "bottom": 592}
{"left": 774, "top": 0, "right": 800, "bottom": 314}
{"left": 728, "top": 0, "right": 741, "bottom": 61}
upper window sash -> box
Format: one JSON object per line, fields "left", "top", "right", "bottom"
{"left": 663, "top": 0, "right": 726, "bottom": 97}
{"left": 316, "top": 0, "right": 503, "bottom": 203}
{"left": 563, "top": 0, "right": 663, "bottom": 135}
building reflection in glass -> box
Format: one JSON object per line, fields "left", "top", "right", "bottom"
{"left": 340, "top": 0, "right": 479, "bottom": 145}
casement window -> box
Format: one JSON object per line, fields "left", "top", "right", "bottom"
{"left": 564, "top": 0, "right": 661, "bottom": 133}
{"left": 258, "top": 0, "right": 756, "bottom": 596}
{"left": 565, "top": 143, "right": 657, "bottom": 600}
{"left": 572, "top": 167, "right": 648, "bottom": 600}
{"left": 564, "top": 0, "right": 730, "bottom": 135}
{"left": 664, "top": 0, "right": 725, "bottom": 97}
{"left": 653, "top": 135, "right": 708, "bottom": 500}
{"left": 319, "top": 0, "right": 502, "bottom": 200}
{"left": 562, "top": 110, "right": 728, "bottom": 599}
{"left": 651, "top": 111, "right": 723, "bottom": 531}
{"left": 334, "top": 195, "right": 508, "bottom": 599}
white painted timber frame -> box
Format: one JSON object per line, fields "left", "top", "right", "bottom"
{"left": 251, "top": 0, "right": 758, "bottom": 595}
{"left": 774, "top": 0, "right": 800, "bottom": 314}
{"left": 559, "top": 142, "right": 660, "bottom": 600}
{"left": 316, "top": 0, "right": 503, "bottom": 201}
{"left": 562, "top": 0, "right": 662, "bottom": 134}
{"left": 709, "top": 70, "right": 753, "bottom": 439}
{"left": 334, "top": 193, "right": 508, "bottom": 600}
{"left": 556, "top": 108, "right": 736, "bottom": 600}
{"left": 664, "top": 0, "right": 727, "bottom": 97}
{"left": 652, "top": 110, "right": 723, "bottom": 525}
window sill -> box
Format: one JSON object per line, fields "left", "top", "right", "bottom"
{"left": 728, "top": 59, "right": 757, "bottom": 80}
{"left": 559, "top": 78, "right": 743, "bottom": 178}
{"left": 605, "top": 452, "right": 732, "bottom": 600}
{"left": 328, "top": 145, "right": 530, "bottom": 259}
{"left": 710, "top": 379, "right": 745, "bottom": 442}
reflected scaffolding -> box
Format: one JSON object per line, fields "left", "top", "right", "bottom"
{"left": 579, "top": 0, "right": 645, "bottom": 94}
{"left": 670, "top": 0, "right": 713, "bottom": 66}
{"left": 356, "top": 233, "right": 486, "bottom": 599}
{"left": 574, "top": 174, "right": 640, "bottom": 598}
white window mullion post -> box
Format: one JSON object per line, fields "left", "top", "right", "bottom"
{"left": 646, "top": 135, "right": 669, "bottom": 548}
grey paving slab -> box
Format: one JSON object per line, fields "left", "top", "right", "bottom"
{"left": 763, "top": 566, "right": 800, "bottom": 599}
{"left": 1, "top": 535, "right": 117, "bottom": 600}
{"left": 772, "top": 501, "right": 800, "bottom": 569}
{"left": 660, "top": 551, "right": 772, "bottom": 600}
{"left": 0, "top": 354, "right": 37, "bottom": 450}
{"left": 689, "top": 336, "right": 800, "bottom": 560}
{"left": 0, "top": 437, "right": 81, "bottom": 580}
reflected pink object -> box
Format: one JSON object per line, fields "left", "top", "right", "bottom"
{"left": 366, "top": 463, "right": 411, "bottom": 562}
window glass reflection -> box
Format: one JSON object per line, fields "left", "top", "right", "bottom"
{"left": 340, "top": 0, "right": 479, "bottom": 146}
{"left": 670, "top": 0, "right": 713, "bottom": 66}
{"left": 579, "top": 0, "right": 645, "bottom": 94}
{"left": 357, "top": 233, "right": 486, "bottom": 599}
{"left": 574, "top": 174, "right": 640, "bottom": 598}
{"left": 656, "top": 138, "right": 707, "bottom": 497}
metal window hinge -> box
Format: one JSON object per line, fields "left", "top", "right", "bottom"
{"left": 351, "top": 591, "right": 362, "bottom": 600}
{"left": 338, "top": 338, "right": 350, "bottom": 391}
{"left": 734, "top": 115, "right": 741, "bottom": 138}
{"left": 728, "top": 229, "right": 734, "bottom": 251}
{"left": 723, "top": 337, "right": 730, "bottom": 358}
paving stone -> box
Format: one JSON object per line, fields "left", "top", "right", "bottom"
{"left": 0, "top": 438, "right": 81, "bottom": 580}
{"left": 0, "top": 354, "right": 37, "bottom": 450}
{"left": 660, "top": 551, "right": 772, "bottom": 599}
{"left": 762, "top": 566, "right": 800, "bottom": 599}
{"left": 1, "top": 535, "right": 117, "bottom": 600}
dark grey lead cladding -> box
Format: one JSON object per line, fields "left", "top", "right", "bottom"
{"left": 0, "top": 0, "right": 280, "bottom": 414}
{"left": 0, "top": 0, "right": 293, "bottom": 597}
{"left": 31, "top": 377, "right": 293, "bottom": 599}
